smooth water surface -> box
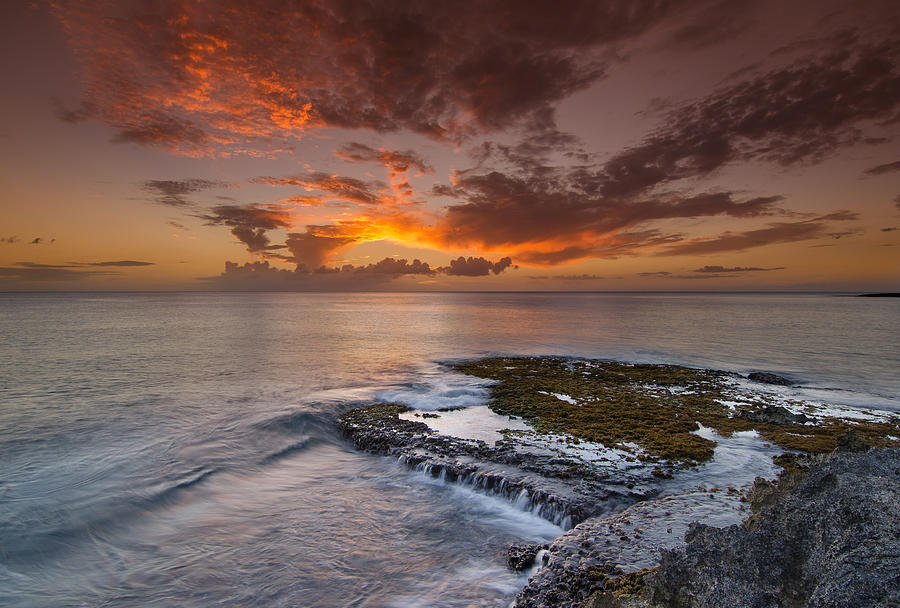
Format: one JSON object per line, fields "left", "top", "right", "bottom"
{"left": 1, "top": 292, "right": 897, "bottom": 606}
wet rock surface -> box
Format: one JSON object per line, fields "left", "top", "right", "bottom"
{"left": 549, "top": 448, "right": 900, "bottom": 608}
{"left": 513, "top": 489, "right": 751, "bottom": 607}
{"left": 641, "top": 448, "right": 900, "bottom": 608}
{"left": 737, "top": 404, "right": 810, "bottom": 426}
{"left": 338, "top": 403, "right": 653, "bottom": 526}
{"left": 508, "top": 543, "right": 549, "bottom": 571}
{"left": 748, "top": 372, "right": 793, "bottom": 386}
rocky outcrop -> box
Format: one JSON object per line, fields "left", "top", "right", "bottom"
{"left": 516, "top": 448, "right": 900, "bottom": 608}
{"left": 748, "top": 372, "right": 793, "bottom": 386}
{"left": 337, "top": 359, "right": 900, "bottom": 608}
{"left": 508, "top": 543, "right": 549, "bottom": 571}
{"left": 513, "top": 490, "right": 749, "bottom": 608}
{"left": 338, "top": 403, "right": 654, "bottom": 527}
{"left": 642, "top": 448, "right": 900, "bottom": 608}
{"left": 737, "top": 404, "right": 810, "bottom": 426}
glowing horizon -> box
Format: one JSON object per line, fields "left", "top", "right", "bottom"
{"left": 1, "top": 1, "right": 898, "bottom": 291}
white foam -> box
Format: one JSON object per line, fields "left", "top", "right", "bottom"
{"left": 725, "top": 377, "right": 899, "bottom": 421}
{"left": 525, "top": 549, "right": 549, "bottom": 579}
{"left": 539, "top": 391, "right": 578, "bottom": 405}
{"left": 375, "top": 364, "right": 495, "bottom": 411}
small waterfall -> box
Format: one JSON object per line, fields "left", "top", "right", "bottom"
{"left": 399, "top": 454, "right": 578, "bottom": 528}
{"left": 525, "top": 549, "right": 550, "bottom": 578}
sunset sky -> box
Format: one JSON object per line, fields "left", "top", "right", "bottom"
{"left": 1, "top": 0, "right": 898, "bottom": 291}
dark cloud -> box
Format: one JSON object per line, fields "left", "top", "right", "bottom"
{"left": 529, "top": 274, "right": 610, "bottom": 280}
{"left": 431, "top": 164, "right": 784, "bottom": 262}
{"left": 826, "top": 230, "right": 860, "bottom": 239}
{"left": 660, "top": 0, "right": 757, "bottom": 51}
{"left": 362, "top": 24, "right": 897, "bottom": 264}
{"left": 110, "top": 115, "right": 211, "bottom": 155}
{"left": 281, "top": 230, "right": 361, "bottom": 269}
{"left": 598, "top": 37, "right": 900, "bottom": 198}
{"left": 0, "top": 266, "right": 106, "bottom": 281}
{"left": 84, "top": 260, "right": 154, "bottom": 267}
{"left": 661, "top": 213, "right": 858, "bottom": 255}
{"left": 208, "top": 260, "right": 424, "bottom": 291}
{"left": 662, "top": 0, "right": 754, "bottom": 51}
{"left": 167, "top": 220, "right": 188, "bottom": 230}
{"left": 1, "top": 236, "right": 18, "bottom": 244}
{"left": 28, "top": 237, "right": 55, "bottom": 245}
{"left": 864, "top": 160, "right": 900, "bottom": 175}
{"left": 197, "top": 205, "right": 291, "bottom": 252}
{"left": 882, "top": 226, "right": 898, "bottom": 231}
{"left": 143, "top": 179, "right": 226, "bottom": 207}
{"left": 254, "top": 173, "right": 387, "bottom": 205}
{"left": 208, "top": 253, "right": 511, "bottom": 290}
{"left": 336, "top": 143, "right": 433, "bottom": 175}
{"left": 639, "top": 266, "right": 785, "bottom": 279}
{"left": 0, "top": 260, "right": 152, "bottom": 282}
{"left": 50, "top": 0, "right": 680, "bottom": 154}
{"left": 353, "top": 258, "right": 435, "bottom": 276}
{"left": 16, "top": 261, "right": 153, "bottom": 268}
{"left": 693, "top": 265, "right": 785, "bottom": 272}
{"left": 48, "top": 1, "right": 900, "bottom": 274}
{"left": 489, "top": 109, "right": 585, "bottom": 170}
{"left": 439, "top": 256, "right": 514, "bottom": 276}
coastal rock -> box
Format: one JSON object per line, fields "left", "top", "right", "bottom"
{"left": 517, "top": 449, "right": 900, "bottom": 608}
{"left": 834, "top": 428, "right": 870, "bottom": 453}
{"left": 338, "top": 403, "right": 653, "bottom": 527}
{"left": 338, "top": 359, "right": 900, "bottom": 608}
{"left": 737, "top": 404, "right": 810, "bottom": 426}
{"left": 643, "top": 448, "right": 900, "bottom": 608}
{"left": 748, "top": 371, "right": 793, "bottom": 386}
{"left": 508, "top": 543, "right": 549, "bottom": 571}
{"left": 513, "top": 490, "right": 750, "bottom": 608}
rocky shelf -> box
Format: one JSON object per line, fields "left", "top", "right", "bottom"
{"left": 525, "top": 447, "right": 900, "bottom": 608}
{"left": 338, "top": 402, "right": 653, "bottom": 527}
{"left": 336, "top": 356, "right": 900, "bottom": 607}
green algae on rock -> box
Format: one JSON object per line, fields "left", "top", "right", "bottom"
{"left": 450, "top": 357, "right": 900, "bottom": 465}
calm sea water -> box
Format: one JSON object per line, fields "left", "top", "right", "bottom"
{"left": 1, "top": 292, "right": 898, "bottom": 607}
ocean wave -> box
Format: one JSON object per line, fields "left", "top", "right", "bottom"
{"left": 152, "top": 466, "right": 221, "bottom": 504}
{"left": 374, "top": 364, "right": 494, "bottom": 411}
{"left": 259, "top": 436, "right": 320, "bottom": 465}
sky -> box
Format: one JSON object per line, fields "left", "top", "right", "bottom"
{"left": 1, "top": 0, "right": 898, "bottom": 291}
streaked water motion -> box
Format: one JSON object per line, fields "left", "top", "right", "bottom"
{"left": 1, "top": 292, "right": 897, "bottom": 606}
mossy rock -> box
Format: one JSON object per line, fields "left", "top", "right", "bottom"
{"left": 450, "top": 357, "right": 900, "bottom": 466}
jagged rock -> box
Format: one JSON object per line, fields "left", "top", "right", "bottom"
{"left": 737, "top": 404, "right": 810, "bottom": 425}
{"left": 643, "top": 448, "right": 900, "bottom": 608}
{"left": 508, "top": 543, "right": 549, "bottom": 571}
{"left": 834, "top": 428, "right": 870, "bottom": 453}
{"left": 748, "top": 371, "right": 793, "bottom": 386}
{"left": 513, "top": 491, "right": 749, "bottom": 608}
{"left": 517, "top": 449, "right": 900, "bottom": 608}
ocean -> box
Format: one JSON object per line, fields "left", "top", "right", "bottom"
{"left": 1, "top": 292, "right": 898, "bottom": 607}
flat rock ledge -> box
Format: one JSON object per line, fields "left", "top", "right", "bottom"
{"left": 338, "top": 404, "right": 655, "bottom": 527}
{"left": 516, "top": 447, "right": 900, "bottom": 608}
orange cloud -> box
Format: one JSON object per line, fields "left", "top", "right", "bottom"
{"left": 51, "top": 0, "right": 677, "bottom": 155}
